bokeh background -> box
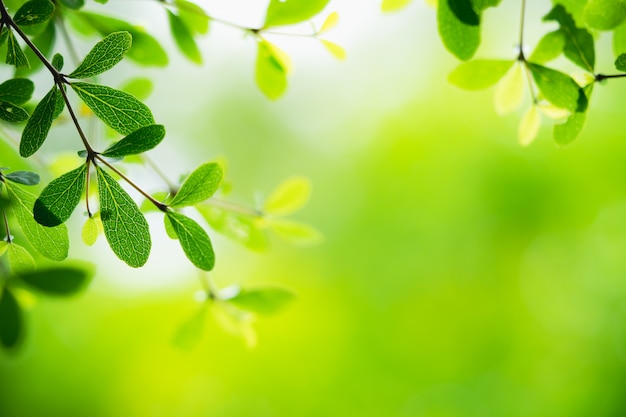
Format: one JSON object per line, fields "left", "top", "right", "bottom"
{"left": 3, "top": 0, "right": 626, "bottom": 416}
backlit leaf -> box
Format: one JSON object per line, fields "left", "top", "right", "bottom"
{"left": 169, "top": 162, "right": 222, "bottom": 208}
{"left": 81, "top": 216, "right": 99, "bottom": 246}
{"left": 0, "top": 241, "right": 7, "bottom": 256}
{"left": 71, "top": 82, "right": 154, "bottom": 135}
{"left": 381, "top": 0, "right": 413, "bottom": 12}
{"left": 493, "top": 62, "right": 524, "bottom": 115}
{"left": 96, "top": 167, "right": 151, "bottom": 268}
{"left": 69, "top": 31, "right": 132, "bottom": 79}
{"left": 102, "top": 124, "right": 165, "bottom": 158}
{"left": 319, "top": 12, "right": 339, "bottom": 32}
{"left": 7, "top": 243, "right": 35, "bottom": 274}
{"left": 269, "top": 219, "right": 324, "bottom": 246}
{"left": 264, "top": 0, "right": 330, "bottom": 27}
{"left": 5, "top": 183, "right": 69, "bottom": 261}
{"left": 163, "top": 214, "right": 178, "bottom": 239}
{"left": 0, "top": 287, "right": 22, "bottom": 349}
{"left": 226, "top": 287, "right": 295, "bottom": 315}
{"left": 13, "top": 0, "right": 54, "bottom": 26}
{"left": 4, "top": 171, "right": 40, "bottom": 186}
{"left": 20, "top": 85, "right": 59, "bottom": 157}
{"left": 528, "top": 63, "right": 586, "bottom": 113}
{"left": 34, "top": 164, "right": 87, "bottom": 227}
{"left": 197, "top": 205, "right": 269, "bottom": 252}
{"left": 583, "top": 0, "right": 626, "bottom": 30}
{"left": 518, "top": 106, "right": 541, "bottom": 146}
{"left": 256, "top": 40, "right": 288, "bottom": 100}
{"left": 448, "top": 59, "right": 513, "bottom": 90}
{"left": 17, "top": 265, "right": 93, "bottom": 295}
{"left": 437, "top": 0, "right": 480, "bottom": 61}
{"left": 175, "top": 0, "right": 210, "bottom": 35}
{"left": 528, "top": 30, "right": 565, "bottom": 64}
{"left": 264, "top": 176, "right": 311, "bottom": 215}
{"left": 166, "top": 212, "right": 215, "bottom": 271}
{"left": 321, "top": 40, "right": 346, "bottom": 60}
{"left": 167, "top": 10, "right": 202, "bottom": 64}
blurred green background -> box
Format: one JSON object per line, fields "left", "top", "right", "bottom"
{"left": 4, "top": 0, "right": 626, "bottom": 416}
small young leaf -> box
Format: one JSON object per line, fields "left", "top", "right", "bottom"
{"left": 13, "top": 0, "right": 54, "bottom": 26}
{"left": 544, "top": 5, "right": 595, "bottom": 71}
{"left": 321, "top": 40, "right": 346, "bottom": 60}
{"left": 167, "top": 10, "right": 202, "bottom": 64}
{"left": 0, "top": 287, "right": 23, "bottom": 349}
{"left": 6, "top": 30, "right": 30, "bottom": 68}
{"left": 17, "top": 265, "right": 93, "bottom": 295}
{"left": 493, "top": 62, "right": 524, "bottom": 115}
{"left": 518, "top": 106, "right": 541, "bottom": 147}
{"left": 119, "top": 78, "right": 153, "bottom": 101}
{"left": 101, "top": 124, "right": 165, "bottom": 158}
{"left": 169, "top": 162, "right": 223, "bottom": 208}
{"left": 197, "top": 205, "right": 269, "bottom": 252}
{"left": 33, "top": 164, "right": 87, "bottom": 227}
{"left": 256, "top": 40, "right": 288, "bottom": 100}
{"left": 81, "top": 216, "right": 99, "bottom": 246}
{"left": 381, "top": 0, "right": 413, "bottom": 12}
{"left": 7, "top": 243, "right": 36, "bottom": 274}
{"left": 52, "top": 53, "right": 64, "bottom": 71}
{"left": 175, "top": 0, "right": 210, "bottom": 35}
{"left": 437, "top": 0, "right": 480, "bottom": 61}
{"left": 20, "top": 85, "right": 59, "bottom": 157}
{"left": 5, "top": 182, "right": 69, "bottom": 261}
{"left": 319, "top": 12, "right": 339, "bottom": 32}
{"left": 69, "top": 31, "right": 132, "bottom": 79}
{"left": 166, "top": 212, "right": 215, "bottom": 271}
{"left": 226, "top": 287, "right": 294, "bottom": 315}
{"left": 528, "top": 30, "right": 565, "bottom": 64}
{"left": 4, "top": 171, "right": 40, "bottom": 186}
{"left": 264, "top": 177, "right": 311, "bottom": 215}
{"left": 583, "top": 0, "right": 626, "bottom": 30}
{"left": 269, "top": 219, "right": 324, "bottom": 245}
{"left": 616, "top": 54, "right": 626, "bottom": 72}
{"left": 163, "top": 215, "right": 178, "bottom": 239}
{"left": 528, "top": 63, "right": 586, "bottom": 113}
{"left": 264, "top": 0, "right": 330, "bottom": 27}
{"left": 96, "top": 167, "right": 151, "bottom": 268}
{"left": 0, "top": 78, "right": 35, "bottom": 104}
{"left": 448, "top": 59, "right": 513, "bottom": 90}
{"left": 0, "top": 103, "right": 29, "bottom": 123}
{"left": 71, "top": 82, "right": 154, "bottom": 135}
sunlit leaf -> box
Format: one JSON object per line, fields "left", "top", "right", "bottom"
{"left": 538, "top": 102, "right": 570, "bottom": 120}
{"left": 583, "top": 0, "right": 626, "bottom": 30}
{"left": 493, "top": 62, "right": 524, "bottom": 115}
{"left": 81, "top": 216, "right": 99, "bottom": 246}
{"left": 0, "top": 241, "right": 7, "bottom": 256}
{"left": 269, "top": 219, "right": 324, "bottom": 245}
{"left": 6, "top": 30, "right": 30, "bottom": 68}
{"left": 528, "top": 63, "right": 586, "bottom": 113}
{"left": 381, "top": 0, "right": 413, "bottom": 12}
{"left": 264, "top": 176, "right": 311, "bottom": 215}
{"left": 167, "top": 10, "right": 202, "bottom": 64}
{"left": 20, "top": 85, "right": 59, "bottom": 157}
{"left": 197, "top": 205, "right": 269, "bottom": 252}
{"left": 0, "top": 287, "right": 22, "bottom": 349}
{"left": 5, "top": 183, "right": 69, "bottom": 261}
{"left": 437, "top": 0, "right": 480, "bottom": 61}
{"left": 17, "top": 264, "right": 93, "bottom": 295}
{"left": 13, "top": 0, "right": 54, "bottom": 26}
{"left": 4, "top": 171, "right": 40, "bottom": 186}
{"left": 166, "top": 212, "right": 214, "bottom": 271}
{"left": 529, "top": 30, "right": 565, "bottom": 64}
{"left": 101, "top": 124, "right": 165, "bottom": 158}
{"left": 319, "top": 12, "right": 339, "bottom": 32}
{"left": 226, "top": 287, "right": 295, "bottom": 315}
{"left": 256, "top": 40, "right": 289, "bottom": 100}
{"left": 96, "top": 166, "right": 151, "bottom": 268}
{"left": 7, "top": 243, "right": 35, "bottom": 274}
{"left": 0, "top": 78, "right": 35, "bottom": 105}
{"left": 34, "top": 164, "right": 87, "bottom": 227}
{"left": 71, "top": 82, "right": 154, "bottom": 135}
{"left": 69, "top": 31, "right": 132, "bottom": 79}
{"left": 544, "top": 4, "right": 594, "bottom": 71}
{"left": 175, "top": 0, "right": 210, "bottom": 35}
{"left": 169, "top": 162, "right": 222, "bottom": 208}
{"left": 264, "top": 0, "right": 330, "bottom": 27}
{"left": 448, "top": 59, "right": 513, "bottom": 90}
{"left": 518, "top": 106, "right": 541, "bottom": 147}
{"left": 321, "top": 40, "right": 346, "bottom": 60}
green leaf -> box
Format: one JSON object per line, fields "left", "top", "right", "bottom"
{"left": 583, "top": 0, "right": 626, "bottom": 30}
{"left": 167, "top": 10, "right": 202, "bottom": 64}
{"left": 448, "top": 59, "right": 513, "bottom": 90}
{"left": 52, "top": 53, "right": 64, "bottom": 71}
{"left": 528, "top": 63, "right": 586, "bottom": 113}
{"left": 69, "top": 31, "right": 132, "bottom": 79}
{"left": 166, "top": 212, "right": 215, "bottom": 271}
{"left": 437, "top": 0, "right": 481, "bottom": 61}
{"left": 4, "top": 171, "right": 40, "bottom": 186}
{"left": 17, "top": 265, "right": 93, "bottom": 295}
{"left": 175, "top": 0, "right": 210, "bottom": 34}
{"left": 101, "top": 124, "right": 165, "bottom": 158}
{"left": 226, "top": 287, "right": 294, "bottom": 315}
{"left": 13, "top": 0, "right": 54, "bottom": 26}
{"left": 96, "top": 167, "right": 151, "bottom": 268}
{"left": 7, "top": 243, "right": 35, "bottom": 274}
{"left": 616, "top": 53, "right": 626, "bottom": 72}
{"left": 0, "top": 102, "right": 29, "bottom": 123}
{"left": 470, "top": 0, "right": 501, "bottom": 11}
{"left": 72, "top": 12, "right": 168, "bottom": 67}
{"left": 5, "top": 182, "right": 69, "bottom": 261}
{"left": 264, "top": 176, "right": 311, "bottom": 215}
{"left": 518, "top": 105, "right": 541, "bottom": 147}
{"left": 16, "top": 20, "right": 55, "bottom": 77}
{"left": 163, "top": 214, "right": 178, "bottom": 239}
{"left": 614, "top": 21, "right": 626, "bottom": 57}
{"left": 119, "top": 77, "right": 153, "bottom": 101}
{"left": 544, "top": 4, "right": 594, "bottom": 71}
{"left": 553, "top": 84, "right": 593, "bottom": 146}
{"left": 33, "top": 164, "right": 87, "bottom": 227}
{"left": 197, "top": 205, "right": 269, "bottom": 252}
{"left": 169, "top": 162, "right": 222, "bottom": 208}
{"left": 0, "top": 287, "right": 22, "bottom": 349}
{"left": 58, "top": 0, "right": 85, "bottom": 9}
{"left": 256, "top": 40, "right": 288, "bottom": 100}
{"left": 0, "top": 241, "right": 7, "bottom": 256}
{"left": 269, "top": 219, "right": 324, "bottom": 245}
{"left": 381, "top": 0, "right": 413, "bottom": 12}
{"left": 529, "top": 30, "right": 565, "bottom": 64}
{"left": 20, "top": 85, "right": 59, "bottom": 157}
{"left": 0, "top": 78, "right": 35, "bottom": 105}
{"left": 6, "top": 30, "right": 30, "bottom": 68}
{"left": 264, "top": 0, "right": 330, "bottom": 27}
{"left": 81, "top": 216, "right": 99, "bottom": 246}
{"left": 71, "top": 82, "right": 154, "bottom": 135}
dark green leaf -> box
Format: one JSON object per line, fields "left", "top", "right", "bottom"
{"left": 256, "top": 40, "right": 288, "bottom": 100}
{"left": 175, "top": 0, "right": 210, "bottom": 35}
{"left": 616, "top": 53, "right": 626, "bottom": 72}
{"left": 69, "top": 31, "right": 132, "bottom": 79}
{"left": 528, "top": 63, "right": 586, "bottom": 113}
{"left": 167, "top": 10, "right": 202, "bottom": 64}
{"left": 58, "top": 0, "right": 84, "bottom": 9}
{"left": 166, "top": 212, "right": 214, "bottom": 271}
{"left": 71, "top": 82, "right": 154, "bottom": 135}
{"left": 0, "top": 287, "right": 22, "bottom": 349}
{"left": 529, "top": 30, "right": 565, "bottom": 64}
{"left": 264, "top": 0, "right": 330, "bottom": 27}
{"left": 544, "top": 4, "right": 594, "bottom": 71}
{"left": 4, "top": 171, "right": 40, "bottom": 186}
{"left": 34, "top": 164, "right": 87, "bottom": 227}
{"left": 583, "top": 0, "right": 626, "bottom": 30}
{"left": 101, "top": 124, "right": 165, "bottom": 158}
{"left": 5, "top": 182, "right": 69, "bottom": 261}
{"left": 0, "top": 102, "right": 29, "bottom": 123}
{"left": 52, "top": 53, "right": 64, "bottom": 71}
{"left": 0, "top": 78, "right": 34, "bottom": 105}
{"left": 6, "top": 30, "right": 30, "bottom": 68}
{"left": 553, "top": 84, "right": 593, "bottom": 146}
{"left": 169, "top": 162, "right": 222, "bottom": 208}
{"left": 448, "top": 59, "right": 513, "bottom": 90}
{"left": 17, "top": 265, "right": 93, "bottom": 295}
{"left": 20, "top": 85, "right": 58, "bottom": 157}
{"left": 437, "top": 0, "right": 480, "bottom": 61}
{"left": 226, "top": 287, "right": 294, "bottom": 315}
{"left": 13, "top": 0, "right": 54, "bottom": 26}
{"left": 0, "top": 27, "right": 8, "bottom": 47}
{"left": 96, "top": 167, "right": 151, "bottom": 268}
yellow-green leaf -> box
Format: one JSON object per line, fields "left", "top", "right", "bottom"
{"left": 518, "top": 106, "right": 541, "bottom": 147}
{"left": 493, "top": 62, "right": 525, "bottom": 115}
{"left": 264, "top": 176, "right": 311, "bottom": 216}
{"left": 81, "top": 216, "right": 99, "bottom": 246}
{"left": 7, "top": 243, "right": 35, "bottom": 274}
{"left": 319, "top": 12, "right": 339, "bottom": 32}
{"left": 269, "top": 219, "right": 324, "bottom": 246}
{"left": 321, "top": 40, "right": 346, "bottom": 60}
